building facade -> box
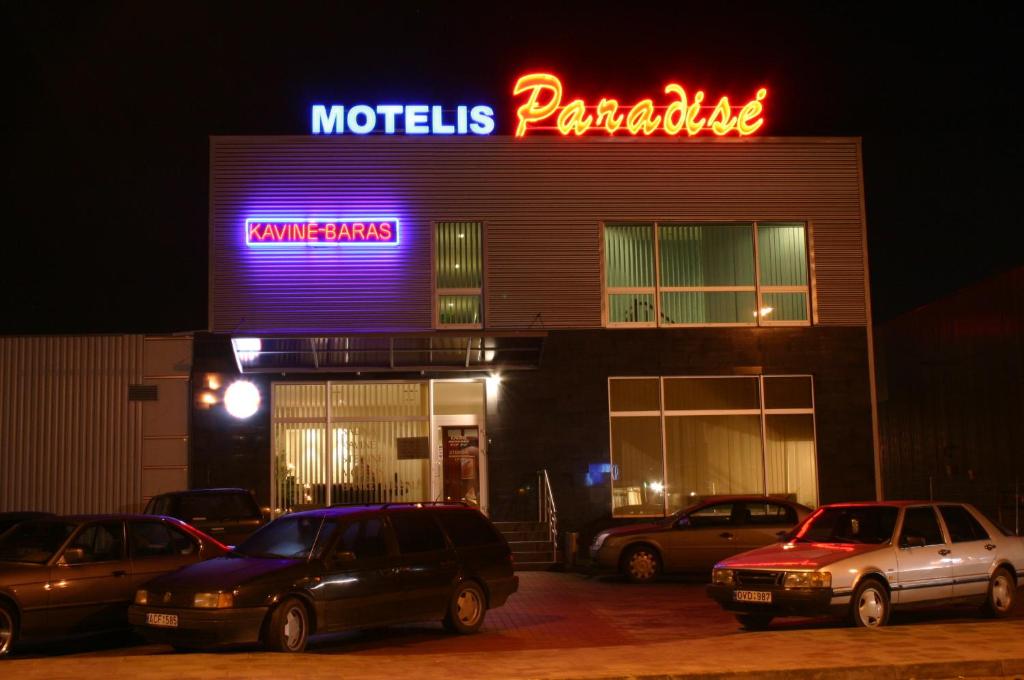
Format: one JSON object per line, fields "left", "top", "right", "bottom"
{"left": 189, "top": 134, "right": 880, "bottom": 538}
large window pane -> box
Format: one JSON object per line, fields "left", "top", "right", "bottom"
{"left": 761, "top": 292, "right": 808, "bottom": 322}
{"left": 331, "top": 383, "right": 428, "bottom": 419}
{"left": 273, "top": 423, "right": 328, "bottom": 513}
{"left": 605, "top": 224, "right": 655, "bottom": 287}
{"left": 758, "top": 223, "right": 807, "bottom": 286}
{"left": 439, "top": 295, "right": 481, "bottom": 325}
{"left": 764, "top": 414, "right": 817, "bottom": 507}
{"left": 663, "top": 377, "right": 760, "bottom": 411}
{"left": 665, "top": 415, "right": 764, "bottom": 513}
{"left": 610, "top": 416, "right": 664, "bottom": 516}
{"left": 660, "top": 291, "right": 756, "bottom": 325}
{"left": 659, "top": 224, "right": 754, "bottom": 287}
{"left": 436, "top": 222, "right": 482, "bottom": 289}
{"left": 764, "top": 376, "right": 813, "bottom": 409}
{"left": 609, "top": 378, "right": 661, "bottom": 412}
{"left": 609, "top": 293, "right": 656, "bottom": 323}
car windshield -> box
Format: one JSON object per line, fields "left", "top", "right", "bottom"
{"left": 0, "top": 520, "right": 77, "bottom": 564}
{"left": 235, "top": 515, "right": 325, "bottom": 559}
{"left": 792, "top": 506, "right": 899, "bottom": 545}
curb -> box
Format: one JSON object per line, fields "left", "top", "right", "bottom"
{"left": 559, "top": 657, "right": 1024, "bottom": 680}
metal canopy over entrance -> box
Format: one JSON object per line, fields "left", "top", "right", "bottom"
{"left": 231, "top": 333, "right": 544, "bottom": 374}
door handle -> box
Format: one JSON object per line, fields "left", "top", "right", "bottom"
{"left": 112, "top": 570, "right": 128, "bottom": 577}
{"left": 719, "top": 532, "right": 734, "bottom": 540}
{"left": 938, "top": 549, "right": 951, "bottom": 556}
{"left": 984, "top": 544, "right": 997, "bottom": 551}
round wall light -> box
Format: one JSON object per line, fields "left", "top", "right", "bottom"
{"left": 224, "top": 380, "right": 260, "bottom": 419}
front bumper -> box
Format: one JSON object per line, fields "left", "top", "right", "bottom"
{"left": 706, "top": 584, "right": 844, "bottom": 618}
{"left": 128, "top": 604, "right": 269, "bottom": 647}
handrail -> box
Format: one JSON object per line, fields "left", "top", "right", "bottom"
{"left": 538, "top": 469, "right": 558, "bottom": 563}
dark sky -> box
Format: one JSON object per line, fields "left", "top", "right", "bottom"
{"left": 4, "top": 2, "right": 1021, "bottom": 333}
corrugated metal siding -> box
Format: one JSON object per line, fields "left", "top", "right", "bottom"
{"left": 210, "top": 137, "right": 867, "bottom": 332}
{"left": 0, "top": 335, "right": 144, "bottom": 513}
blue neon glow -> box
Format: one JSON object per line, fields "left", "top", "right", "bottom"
{"left": 311, "top": 104, "right": 495, "bottom": 135}
{"left": 245, "top": 217, "right": 400, "bottom": 247}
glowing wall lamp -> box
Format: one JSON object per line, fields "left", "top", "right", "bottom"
{"left": 224, "top": 380, "right": 261, "bottom": 419}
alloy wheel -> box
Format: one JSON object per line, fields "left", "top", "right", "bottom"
{"left": 857, "top": 587, "right": 885, "bottom": 627}
{"left": 629, "top": 550, "right": 657, "bottom": 581}
{"left": 991, "top": 573, "right": 1012, "bottom": 613}
{"left": 457, "top": 587, "right": 483, "bottom": 627}
{"left": 0, "top": 608, "right": 12, "bottom": 656}
{"left": 283, "top": 605, "right": 306, "bottom": 650}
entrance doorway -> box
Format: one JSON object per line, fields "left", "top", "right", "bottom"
{"left": 441, "top": 426, "right": 481, "bottom": 507}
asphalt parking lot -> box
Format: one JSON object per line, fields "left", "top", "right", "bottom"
{"left": 7, "top": 571, "right": 1024, "bottom": 678}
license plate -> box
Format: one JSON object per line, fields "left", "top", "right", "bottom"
{"left": 734, "top": 590, "right": 772, "bottom": 603}
{"left": 147, "top": 613, "right": 179, "bottom": 627}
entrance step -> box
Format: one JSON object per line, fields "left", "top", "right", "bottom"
{"left": 500, "top": 530, "right": 551, "bottom": 542}
{"left": 494, "top": 521, "right": 559, "bottom": 571}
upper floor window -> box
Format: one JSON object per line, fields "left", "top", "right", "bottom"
{"left": 603, "top": 222, "right": 810, "bottom": 327}
{"left": 435, "top": 221, "right": 483, "bottom": 328}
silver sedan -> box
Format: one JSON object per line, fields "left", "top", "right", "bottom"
{"left": 706, "top": 501, "right": 1024, "bottom": 629}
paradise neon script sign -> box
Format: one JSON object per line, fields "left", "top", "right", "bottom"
{"left": 311, "top": 104, "right": 495, "bottom": 135}
{"left": 513, "top": 73, "right": 767, "bottom": 137}
{"left": 245, "top": 218, "right": 399, "bottom": 246}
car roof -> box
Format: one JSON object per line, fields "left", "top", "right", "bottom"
{"left": 286, "top": 502, "right": 477, "bottom": 520}
{"left": 691, "top": 495, "right": 809, "bottom": 507}
{"left": 57, "top": 513, "right": 192, "bottom": 522}
{"left": 152, "top": 488, "right": 253, "bottom": 497}
{"left": 820, "top": 500, "right": 962, "bottom": 508}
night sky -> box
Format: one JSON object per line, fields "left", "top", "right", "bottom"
{"left": 4, "top": 3, "right": 1021, "bottom": 333}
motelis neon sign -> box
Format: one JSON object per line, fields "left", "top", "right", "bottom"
{"left": 512, "top": 73, "right": 767, "bottom": 137}
{"left": 245, "top": 218, "right": 399, "bottom": 246}
{"left": 312, "top": 104, "right": 495, "bottom": 135}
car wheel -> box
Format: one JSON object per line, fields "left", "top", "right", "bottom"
{"left": 621, "top": 545, "right": 661, "bottom": 583}
{"left": 849, "top": 578, "right": 890, "bottom": 628}
{"left": 443, "top": 581, "right": 487, "bottom": 634}
{"left": 982, "top": 567, "right": 1016, "bottom": 618}
{"left": 735, "top": 613, "right": 773, "bottom": 630}
{"left": 264, "top": 597, "right": 310, "bottom": 652}
{"left": 0, "top": 602, "right": 16, "bottom": 657}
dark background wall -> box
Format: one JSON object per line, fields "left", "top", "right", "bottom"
{"left": 191, "top": 326, "right": 875, "bottom": 540}
{"left": 877, "top": 267, "right": 1024, "bottom": 530}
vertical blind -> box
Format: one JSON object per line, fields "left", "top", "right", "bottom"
{"left": 436, "top": 221, "right": 483, "bottom": 326}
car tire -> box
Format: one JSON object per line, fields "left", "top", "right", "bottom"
{"left": 982, "top": 567, "right": 1016, "bottom": 618}
{"left": 735, "top": 613, "right": 773, "bottom": 630}
{"left": 849, "top": 578, "right": 890, "bottom": 628}
{"left": 263, "top": 597, "right": 310, "bottom": 653}
{"left": 0, "top": 601, "right": 16, "bottom": 657}
{"left": 443, "top": 580, "right": 487, "bottom": 634}
{"left": 621, "top": 545, "right": 661, "bottom": 583}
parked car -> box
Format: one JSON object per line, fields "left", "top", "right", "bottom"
{"left": 590, "top": 496, "right": 812, "bottom": 582}
{"left": 0, "top": 512, "right": 54, "bottom": 537}
{"left": 0, "top": 514, "right": 227, "bottom": 657}
{"left": 707, "top": 501, "right": 1024, "bottom": 629}
{"left": 129, "top": 502, "right": 519, "bottom": 652}
{"left": 144, "top": 488, "right": 266, "bottom": 546}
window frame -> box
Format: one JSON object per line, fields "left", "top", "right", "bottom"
{"left": 601, "top": 221, "right": 812, "bottom": 328}
{"left": 433, "top": 220, "right": 486, "bottom": 330}
{"left": 607, "top": 374, "right": 818, "bottom": 518}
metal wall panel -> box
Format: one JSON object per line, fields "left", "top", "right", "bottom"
{"left": 210, "top": 136, "right": 867, "bottom": 333}
{"left": 0, "top": 335, "right": 144, "bottom": 513}
{"left": 0, "top": 335, "right": 192, "bottom": 513}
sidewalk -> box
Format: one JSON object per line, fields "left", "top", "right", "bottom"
{"left": 7, "top": 572, "right": 1023, "bottom": 679}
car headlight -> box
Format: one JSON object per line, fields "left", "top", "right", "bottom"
{"left": 784, "top": 571, "right": 832, "bottom": 588}
{"left": 712, "top": 568, "right": 735, "bottom": 586}
{"left": 193, "top": 592, "right": 234, "bottom": 608}
{"left": 592, "top": 531, "right": 612, "bottom": 551}
{"left": 134, "top": 589, "right": 148, "bottom": 605}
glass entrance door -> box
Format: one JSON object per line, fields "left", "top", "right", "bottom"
{"left": 441, "top": 426, "right": 481, "bottom": 507}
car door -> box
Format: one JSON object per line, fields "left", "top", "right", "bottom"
{"left": 387, "top": 510, "right": 458, "bottom": 620}
{"left": 128, "top": 520, "right": 202, "bottom": 591}
{"left": 667, "top": 502, "right": 739, "bottom": 570}
{"left": 733, "top": 501, "right": 797, "bottom": 553}
{"left": 47, "top": 520, "right": 132, "bottom": 634}
{"left": 321, "top": 516, "right": 401, "bottom": 630}
{"left": 893, "top": 506, "right": 954, "bottom": 604}
{"left": 938, "top": 505, "right": 996, "bottom": 599}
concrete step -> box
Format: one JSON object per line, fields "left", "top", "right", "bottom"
{"left": 512, "top": 549, "right": 557, "bottom": 564}
{"left": 500, "top": 530, "right": 551, "bottom": 542}
{"left": 508, "top": 540, "right": 554, "bottom": 552}
{"left": 493, "top": 521, "right": 548, "bottom": 533}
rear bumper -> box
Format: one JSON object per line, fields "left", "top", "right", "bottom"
{"left": 128, "top": 605, "right": 269, "bottom": 647}
{"left": 488, "top": 574, "right": 519, "bottom": 608}
{"left": 706, "top": 584, "right": 844, "bottom": 618}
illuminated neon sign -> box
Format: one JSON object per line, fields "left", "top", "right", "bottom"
{"left": 311, "top": 105, "right": 495, "bottom": 135}
{"left": 245, "top": 218, "right": 399, "bottom": 246}
{"left": 513, "top": 73, "right": 767, "bottom": 137}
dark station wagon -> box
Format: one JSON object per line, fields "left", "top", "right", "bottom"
{"left": 129, "top": 502, "right": 518, "bottom": 652}
{"left": 144, "top": 488, "right": 266, "bottom": 547}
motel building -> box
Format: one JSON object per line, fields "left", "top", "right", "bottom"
{"left": 1, "top": 75, "right": 879, "bottom": 562}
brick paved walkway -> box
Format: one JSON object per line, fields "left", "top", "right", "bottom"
{"left": 7, "top": 572, "right": 1024, "bottom": 679}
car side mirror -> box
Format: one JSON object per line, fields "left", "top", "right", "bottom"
{"left": 62, "top": 547, "right": 86, "bottom": 564}
{"left": 901, "top": 535, "right": 926, "bottom": 548}
{"left": 328, "top": 550, "right": 357, "bottom": 567}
